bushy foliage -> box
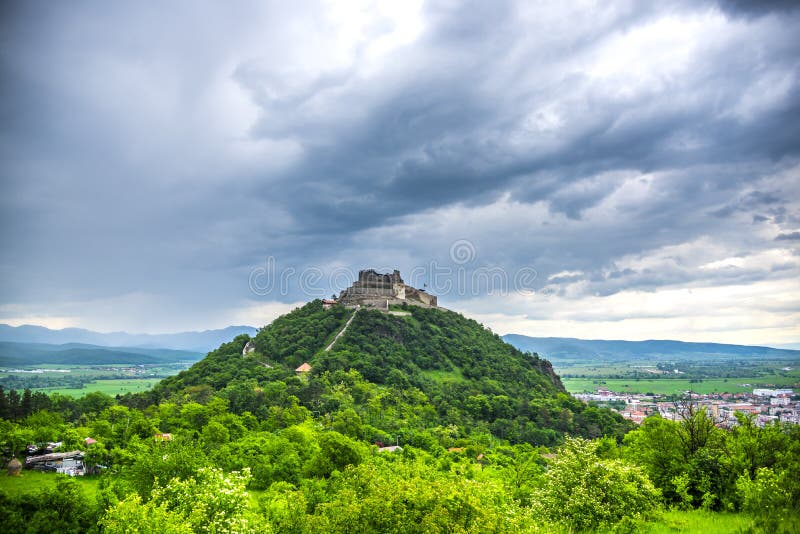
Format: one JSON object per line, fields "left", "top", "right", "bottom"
{"left": 736, "top": 467, "right": 797, "bottom": 532}
{"left": 532, "top": 437, "right": 662, "bottom": 531}
{"left": 0, "top": 477, "right": 101, "bottom": 534}
{"left": 308, "top": 459, "right": 532, "bottom": 533}
{"left": 624, "top": 408, "right": 800, "bottom": 517}
{"left": 254, "top": 300, "right": 353, "bottom": 368}
{"left": 100, "top": 494, "right": 192, "bottom": 534}
{"left": 103, "top": 467, "right": 267, "bottom": 533}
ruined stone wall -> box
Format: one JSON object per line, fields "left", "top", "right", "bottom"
{"left": 339, "top": 269, "right": 437, "bottom": 308}
{"left": 404, "top": 286, "right": 437, "bottom": 307}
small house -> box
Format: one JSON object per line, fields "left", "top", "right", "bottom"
{"left": 25, "top": 451, "right": 85, "bottom": 476}
{"left": 295, "top": 362, "right": 312, "bottom": 374}
{"left": 322, "top": 299, "right": 337, "bottom": 310}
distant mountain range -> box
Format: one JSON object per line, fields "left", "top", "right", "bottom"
{"left": 502, "top": 335, "right": 800, "bottom": 362}
{"left": 4, "top": 323, "right": 797, "bottom": 367}
{"left": 0, "top": 324, "right": 258, "bottom": 353}
{"left": 0, "top": 341, "right": 204, "bottom": 366}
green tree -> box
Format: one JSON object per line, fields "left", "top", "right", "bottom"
{"left": 533, "top": 437, "right": 661, "bottom": 531}
{"left": 103, "top": 468, "right": 266, "bottom": 533}
{"left": 737, "top": 467, "right": 799, "bottom": 533}
{"left": 624, "top": 415, "right": 686, "bottom": 503}
{"left": 100, "top": 495, "right": 192, "bottom": 534}
{"left": 305, "top": 431, "right": 366, "bottom": 478}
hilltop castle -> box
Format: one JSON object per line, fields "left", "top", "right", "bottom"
{"left": 338, "top": 269, "right": 437, "bottom": 310}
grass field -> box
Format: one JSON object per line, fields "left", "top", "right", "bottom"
{"left": 0, "top": 470, "right": 100, "bottom": 500}
{"left": 641, "top": 510, "right": 756, "bottom": 533}
{"left": 562, "top": 376, "right": 799, "bottom": 395}
{"left": 35, "top": 378, "right": 163, "bottom": 397}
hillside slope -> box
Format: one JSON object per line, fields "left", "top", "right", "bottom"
{"left": 133, "top": 300, "right": 631, "bottom": 445}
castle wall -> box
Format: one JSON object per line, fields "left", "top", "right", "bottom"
{"left": 339, "top": 269, "right": 436, "bottom": 309}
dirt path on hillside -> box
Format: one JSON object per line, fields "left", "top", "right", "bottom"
{"left": 325, "top": 308, "right": 359, "bottom": 351}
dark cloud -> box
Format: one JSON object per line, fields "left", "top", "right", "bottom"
{"left": 776, "top": 231, "right": 800, "bottom": 241}
{"left": 1, "top": 0, "right": 799, "bottom": 337}
{"left": 716, "top": 0, "right": 800, "bottom": 18}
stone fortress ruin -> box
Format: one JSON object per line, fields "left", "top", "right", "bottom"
{"left": 338, "top": 269, "right": 437, "bottom": 310}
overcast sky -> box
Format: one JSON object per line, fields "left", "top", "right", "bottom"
{"left": 1, "top": 0, "right": 798, "bottom": 346}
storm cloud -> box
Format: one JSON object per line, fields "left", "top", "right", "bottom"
{"left": 1, "top": 0, "right": 798, "bottom": 343}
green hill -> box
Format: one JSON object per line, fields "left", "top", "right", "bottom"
{"left": 133, "top": 300, "right": 631, "bottom": 445}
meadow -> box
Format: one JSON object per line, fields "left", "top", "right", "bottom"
{"left": 36, "top": 378, "right": 165, "bottom": 397}
{"left": 0, "top": 471, "right": 100, "bottom": 500}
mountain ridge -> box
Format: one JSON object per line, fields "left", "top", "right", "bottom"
{"left": 0, "top": 324, "right": 258, "bottom": 352}
{"left": 0, "top": 341, "right": 203, "bottom": 366}
{"left": 502, "top": 334, "right": 800, "bottom": 362}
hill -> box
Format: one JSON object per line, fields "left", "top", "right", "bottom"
{"left": 0, "top": 324, "right": 258, "bottom": 352}
{"left": 133, "top": 300, "right": 631, "bottom": 445}
{"left": 502, "top": 335, "right": 800, "bottom": 363}
{"left": 0, "top": 341, "right": 202, "bottom": 366}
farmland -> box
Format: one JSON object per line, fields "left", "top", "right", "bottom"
{"left": 553, "top": 359, "right": 800, "bottom": 396}
{"left": 0, "top": 363, "right": 193, "bottom": 397}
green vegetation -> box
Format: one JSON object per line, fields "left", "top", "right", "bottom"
{"left": 0, "top": 475, "right": 102, "bottom": 533}
{"left": 0, "top": 470, "right": 100, "bottom": 500}
{"left": 0, "top": 300, "right": 798, "bottom": 532}
{"left": 641, "top": 510, "right": 756, "bottom": 533}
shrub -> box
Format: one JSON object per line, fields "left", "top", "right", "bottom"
{"left": 532, "top": 437, "right": 662, "bottom": 531}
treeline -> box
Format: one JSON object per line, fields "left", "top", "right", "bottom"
{"left": 1, "top": 374, "right": 94, "bottom": 391}
{"left": 1, "top": 394, "right": 798, "bottom": 532}
{"left": 0, "top": 387, "right": 53, "bottom": 421}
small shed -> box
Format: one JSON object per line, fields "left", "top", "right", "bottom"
{"left": 25, "top": 451, "right": 85, "bottom": 476}
{"left": 295, "top": 362, "right": 312, "bottom": 374}
{"left": 322, "top": 299, "right": 337, "bottom": 310}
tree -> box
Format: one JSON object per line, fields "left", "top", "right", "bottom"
{"left": 675, "top": 400, "right": 720, "bottom": 455}
{"left": 103, "top": 468, "right": 266, "bottom": 533}
{"left": 100, "top": 495, "right": 192, "bottom": 534}
{"left": 305, "top": 431, "right": 365, "bottom": 478}
{"left": 737, "top": 467, "right": 799, "bottom": 533}
{"left": 533, "top": 437, "right": 661, "bottom": 531}
{"left": 10, "top": 477, "right": 101, "bottom": 534}
{"left": 624, "top": 415, "right": 686, "bottom": 503}
{"left": 126, "top": 440, "right": 209, "bottom": 498}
